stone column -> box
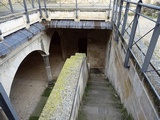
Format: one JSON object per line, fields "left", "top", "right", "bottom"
{"left": 0, "top": 30, "right": 4, "bottom": 41}
{"left": 42, "top": 54, "right": 53, "bottom": 83}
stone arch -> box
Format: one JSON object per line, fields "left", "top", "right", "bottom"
{"left": 49, "top": 29, "right": 65, "bottom": 60}
{"left": 50, "top": 30, "right": 62, "bottom": 54}
{"left": 0, "top": 33, "right": 51, "bottom": 96}
{"left": 45, "top": 28, "right": 66, "bottom": 79}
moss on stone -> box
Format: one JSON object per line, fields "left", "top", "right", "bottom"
{"left": 77, "top": 111, "right": 87, "bottom": 120}
{"left": 121, "top": 107, "right": 134, "bottom": 120}
{"left": 29, "top": 116, "right": 39, "bottom": 120}
{"left": 39, "top": 53, "right": 85, "bottom": 120}
{"left": 41, "top": 87, "right": 52, "bottom": 97}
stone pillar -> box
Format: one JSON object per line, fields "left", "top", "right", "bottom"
{"left": 0, "top": 30, "right": 4, "bottom": 41}
{"left": 42, "top": 54, "right": 53, "bottom": 83}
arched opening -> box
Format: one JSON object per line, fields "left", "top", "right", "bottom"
{"left": 50, "top": 31, "right": 61, "bottom": 54}
{"left": 10, "top": 51, "right": 48, "bottom": 120}
{"left": 49, "top": 30, "right": 65, "bottom": 78}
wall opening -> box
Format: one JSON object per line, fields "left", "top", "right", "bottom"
{"left": 49, "top": 30, "right": 65, "bottom": 78}
{"left": 48, "top": 29, "right": 111, "bottom": 68}
{"left": 78, "top": 38, "right": 87, "bottom": 54}
{"left": 49, "top": 31, "right": 62, "bottom": 57}
{"left": 10, "top": 51, "right": 47, "bottom": 120}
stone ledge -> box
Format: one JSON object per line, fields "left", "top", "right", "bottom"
{"left": 39, "top": 53, "right": 88, "bottom": 120}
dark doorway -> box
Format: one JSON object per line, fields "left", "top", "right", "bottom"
{"left": 49, "top": 31, "right": 62, "bottom": 58}
{"left": 78, "top": 38, "right": 87, "bottom": 54}
{"left": 49, "top": 30, "right": 65, "bottom": 77}
{"left": 50, "top": 31, "right": 61, "bottom": 46}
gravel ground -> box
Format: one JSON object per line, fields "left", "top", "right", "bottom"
{"left": 10, "top": 45, "right": 64, "bottom": 120}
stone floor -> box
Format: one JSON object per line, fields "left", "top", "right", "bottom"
{"left": 10, "top": 45, "right": 65, "bottom": 120}
{"left": 78, "top": 68, "right": 132, "bottom": 120}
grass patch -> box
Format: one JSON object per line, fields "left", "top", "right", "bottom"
{"left": 29, "top": 96, "right": 48, "bottom": 119}
{"left": 29, "top": 116, "right": 39, "bottom": 120}
{"left": 29, "top": 80, "right": 56, "bottom": 120}
{"left": 41, "top": 87, "right": 52, "bottom": 97}
{"left": 41, "top": 80, "right": 56, "bottom": 97}
{"left": 121, "top": 107, "right": 134, "bottom": 120}
{"left": 77, "top": 111, "right": 87, "bottom": 120}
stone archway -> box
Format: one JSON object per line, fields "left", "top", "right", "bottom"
{"left": 48, "top": 29, "right": 65, "bottom": 78}
{"left": 0, "top": 30, "right": 54, "bottom": 119}
{"left": 0, "top": 32, "right": 51, "bottom": 96}
{"left": 10, "top": 51, "right": 48, "bottom": 119}
{"left": 50, "top": 30, "right": 63, "bottom": 60}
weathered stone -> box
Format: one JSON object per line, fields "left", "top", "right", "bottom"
{"left": 39, "top": 53, "right": 89, "bottom": 120}
{"left": 0, "top": 32, "right": 50, "bottom": 96}
{"left": 105, "top": 28, "right": 159, "bottom": 120}
{"left": 78, "top": 70, "right": 129, "bottom": 120}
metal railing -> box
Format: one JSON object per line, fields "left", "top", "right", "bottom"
{"left": 0, "top": 83, "right": 19, "bottom": 120}
{"left": 0, "top": 0, "right": 160, "bottom": 118}
{"left": 112, "top": 0, "right": 160, "bottom": 113}
{"left": 0, "top": 0, "right": 111, "bottom": 21}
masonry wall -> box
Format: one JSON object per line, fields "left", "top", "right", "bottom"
{"left": 87, "top": 30, "right": 111, "bottom": 68}
{"left": 49, "top": 29, "right": 111, "bottom": 68}
{"left": 39, "top": 53, "right": 89, "bottom": 120}
{"left": 105, "top": 30, "right": 159, "bottom": 120}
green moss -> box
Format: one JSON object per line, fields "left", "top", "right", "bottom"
{"left": 121, "top": 108, "right": 134, "bottom": 120}
{"left": 42, "top": 87, "right": 53, "bottom": 97}
{"left": 84, "top": 84, "right": 91, "bottom": 97}
{"left": 29, "top": 116, "right": 39, "bottom": 120}
{"left": 77, "top": 111, "right": 87, "bottom": 120}
{"left": 39, "top": 53, "right": 85, "bottom": 119}
{"left": 48, "top": 80, "right": 56, "bottom": 87}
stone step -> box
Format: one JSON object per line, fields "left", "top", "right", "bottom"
{"left": 78, "top": 105, "right": 124, "bottom": 120}
{"left": 82, "top": 101, "right": 123, "bottom": 109}
{"left": 86, "top": 84, "right": 114, "bottom": 91}
{"left": 90, "top": 68, "right": 104, "bottom": 74}
{"left": 88, "top": 77, "right": 108, "bottom": 82}
{"left": 80, "top": 105, "right": 123, "bottom": 116}
{"left": 78, "top": 72, "right": 126, "bottom": 120}
{"left": 90, "top": 74, "right": 106, "bottom": 78}
{"left": 84, "top": 90, "right": 120, "bottom": 102}
{"left": 82, "top": 96, "right": 121, "bottom": 105}
{"left": 87, "top": 80, "right": 111, "bottom": 87}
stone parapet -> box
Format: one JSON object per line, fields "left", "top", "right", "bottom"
{"left": 39, "top": 53, "right": 89, "bottom": 120}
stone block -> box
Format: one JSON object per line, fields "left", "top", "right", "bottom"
{"left": 83, "top": 106, "right": 98, "bottom": 114}
{"left": 132, "top": 72, "right": 143, "bottom": 98}
{"left": 140, "top": 91, "right": 159, "bottom": 120}
{"left": 39, "top": 53, "right": 88, "bottom": 120}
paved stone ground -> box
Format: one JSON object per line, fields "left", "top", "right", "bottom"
{"left": 78, "top": 68, "right": 132, "bottom": 120}
{"left": 10, "top": 52, "right": 48, "bottom": 120}
{"left": 10, "top": 45, "right": 64, "bottom": 120}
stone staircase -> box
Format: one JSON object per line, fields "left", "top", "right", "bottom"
{"left": 78, "top": 68, "right": 132, "bottom": 120}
